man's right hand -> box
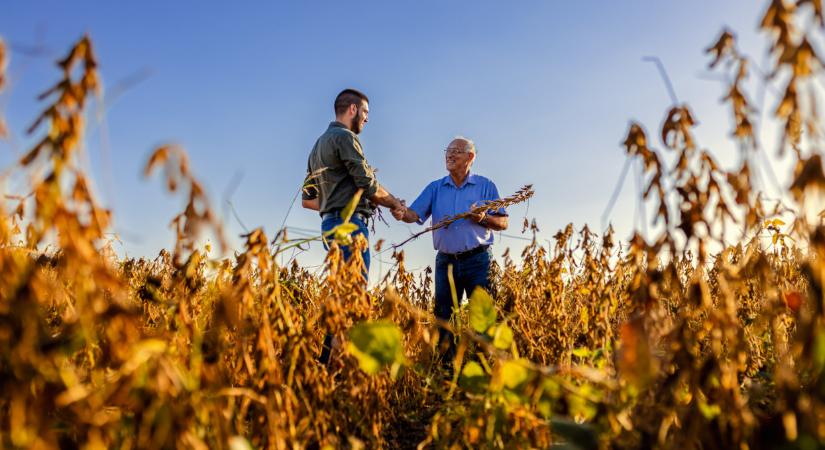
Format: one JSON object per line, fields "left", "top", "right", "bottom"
{"left": 391, "top": 200, "right": 407, "bottom": 221}
{"left": 394, "top": 203, "right": 420, "bottom": 223}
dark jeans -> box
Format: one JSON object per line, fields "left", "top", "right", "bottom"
{"left": 434, "top": 246, "right": 492, "bottom": 364}
{"left": 319, "top": 215, "right": 370, "bottom": 365}
{"left": 320, "top": 215, "right": 371, "bottom": 273}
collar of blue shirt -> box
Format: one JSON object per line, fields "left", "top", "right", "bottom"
{"left": 442, "top": 173, "right": 478, "bottom": 188}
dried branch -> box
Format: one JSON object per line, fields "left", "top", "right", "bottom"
{"left": 392, "top": 184, "right": 534, "bottom": 249}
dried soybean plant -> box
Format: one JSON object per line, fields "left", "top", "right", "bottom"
{"left": 144, "top": 144, "right": 228, "bottom": 265}
{"left": 392, "top": 184, "right": 534, "bottom": 248}
{"left": 0, "top": 34, "right": 136, "bottom": 449}
{"left": 5, "top": 0, "right": 825, "bottom": 448}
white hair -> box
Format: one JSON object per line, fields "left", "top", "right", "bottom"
{"left": 453, "top": 136, "right": 476, "bottom": 154}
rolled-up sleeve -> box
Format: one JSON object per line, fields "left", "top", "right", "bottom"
{"left": 337, "top": 134, "right": 379, "bottom": 198}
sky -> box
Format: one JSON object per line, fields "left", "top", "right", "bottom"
{"left": 0, "top": 1, "right": 790, "bottom": 281}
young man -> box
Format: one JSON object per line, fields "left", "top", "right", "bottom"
{"left": 302, "top": 88, "right": 405, "bottom": 365}
{"left": 396, "top": 137, "right": 508, "bottom": 364}
{"left": 301, "top": 88, "right": 405, "bottom": 274}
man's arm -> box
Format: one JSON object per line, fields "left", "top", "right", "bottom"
{"left": 468, "top": 201, "right": 508, "bottom": 231}
{"left": 397, "top": 183, "right": 434, "bottom": 224}
{"left": 302, "top": 198, "right": 320, "bottom": 211}
{"left": 472, "top": 180, "right": 508, "bottom": 231}
{"left": 337, "top": 135, "right": 404, "bottom": 211}
{"left": 396, "top": 205, "right": 420, "bottom": 223}
{"left": 370, "top": 184, "right": 404, "bottom": 211}
{"left": 478, "top": 213, "right": 508, "bottom": 231}
{"left": 398, "top": 204, "right": 504, "bottom": 228}
{"left": 338, "top": 134, "right": 383, "bottom": 202}
{"left": 301, "top": 161, "right": 321, "bottom": 211}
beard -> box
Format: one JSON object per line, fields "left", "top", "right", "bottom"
{"left": 351, "top": 109, "right": 365, "bottom": 134}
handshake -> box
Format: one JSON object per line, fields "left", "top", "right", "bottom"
{"left": 390, "top": 199, "right": 410, "bottom": 222}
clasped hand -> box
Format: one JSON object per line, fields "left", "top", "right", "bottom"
{"left": 468, "top": 202, "right": 487, "bottom": 224}
{"left": 391, "top": 200, "right": 407, "bottom": 221}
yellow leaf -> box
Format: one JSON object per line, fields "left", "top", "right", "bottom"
{"left": 469, "top": 287, "right": 497, "bottom": 333}
{"left": 229, "top": 437, "right": 253, "bottom": 450}
{"left": 333, "top": 222, "right": 359, "bottom": 244}
{"left": 500, "top": 359, "right": 532, "bottom": 391}
{"left": 491, "top": 323, "right": 514, "bottom": 350}
{"left": 347, "top": 320, "right": 405, "bottom": 376}
{"left": 340, "top": 188, "right": 364, "bottom": 223}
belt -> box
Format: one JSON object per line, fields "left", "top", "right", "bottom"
{"left": 439, "top": 245, "right": 489, "bottom": 260}
{"left": 321, "top": 210, "right": 369, "bottom": 223}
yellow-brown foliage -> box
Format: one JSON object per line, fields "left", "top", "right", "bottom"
{"left": 3, "top": 2, "right": 825, "bottom": 449}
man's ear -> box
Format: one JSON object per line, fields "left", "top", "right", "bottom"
{"left": 348, "top": 103, "right": 358, "bottom": 117}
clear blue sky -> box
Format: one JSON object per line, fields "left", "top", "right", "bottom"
{"left": 2, "top": 1, "right": 781, "bottom": 279}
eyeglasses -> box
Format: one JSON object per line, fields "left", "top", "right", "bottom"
{"left": 444, "top": 148, "right": 470, "bottom": 156}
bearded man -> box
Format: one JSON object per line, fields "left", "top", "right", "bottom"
{"left": 302, "top": 88, "right": 405, "bottom": 364}
{"left": 302, "top": 88, "right": 405, "bottom": 272}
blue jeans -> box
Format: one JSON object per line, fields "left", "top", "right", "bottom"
{"left": 434, "top": 246, "right": 492, "bottom": 363}
{"left": 320, "top": 215, "right": 371, "bottom": 275}
{"left": 319, "top": 215, "right": 370, "bottom": 365}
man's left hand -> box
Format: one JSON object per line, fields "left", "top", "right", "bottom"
{"left": 468, "top": 203, "right": 487, "bottom": 226}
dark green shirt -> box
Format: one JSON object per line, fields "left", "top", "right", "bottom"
{"left": 302, "top": 122, "right": 379, "bottom": 217}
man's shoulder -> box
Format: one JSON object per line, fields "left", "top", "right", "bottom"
{"left": 322, "top": 123, "right": 357, "bottom": 141}
{"left": 412, "top": 178, "right": 447, "bottom": 202}
{"left": 427, "top": 176, "right": 450, "bottom": 190}
{"left": 469, "top": 174, "right": 497, "bottom": 186}
{"left": 314, "top": 124, "right": 358, "bottom": 155}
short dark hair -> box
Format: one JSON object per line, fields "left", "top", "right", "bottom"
{"left": 334, "top": 88, "right": 369, "bottom": 115}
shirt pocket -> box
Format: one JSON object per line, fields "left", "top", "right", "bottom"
{"left": 458, "top": 191, "right": 479, "bottom": 214}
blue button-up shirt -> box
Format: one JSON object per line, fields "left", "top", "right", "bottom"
{"left": 409, "top": 173, "right": 507, "bottom": 254}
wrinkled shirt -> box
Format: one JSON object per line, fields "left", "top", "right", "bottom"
{"left": 302, "top": 122, "right": 379, "bottom": 217}
{"left": 409, "top": 173, "right": 507, "bottom": 254}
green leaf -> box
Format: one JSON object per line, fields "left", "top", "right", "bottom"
{"left": 567, "top": 386, "right": 599, "bottom": 421}
{"left": 340, "top": 188, "right": 363, "bottom": 223}
{"left": 550, "top": 418, "right": 599, "bottom": 450}
{"left": 333, "top": 222, "right": 359, "bottom": 244}
{"left": 491, "top": 323, "right": 514, "bottom": 350}
{"left": 538, "top": 398, "right": 553, "bottom": 420}
{"left": 459, "top": 361, "right": 488, "bottom": 393}
{"left": 536, "top": 378, "right": 563, "bottom": 420}
{"left": 347, "top": 321, "right": 405, "bottom": 376}
{"left": 543, "top": 378, "right": 562, "bottom": 395}
{"left": 501, "top": 359, "right": 532, "bottom": 391}
{"left": 469, "top": 287, "right": 496, "bottom": 333}
{"left": 537, "top": 379, "right": 562, "bottom": 419}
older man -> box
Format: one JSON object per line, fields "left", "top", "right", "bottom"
{"left": 396, "top": 137, "right": 508, "bottom": 364}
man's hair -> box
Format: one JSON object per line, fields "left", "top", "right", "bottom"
{"left": 334, "top": 89, "right": 369, "bottom": 116}
{"left": 454, "top": 136, "right": 476, "bottom": 154}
